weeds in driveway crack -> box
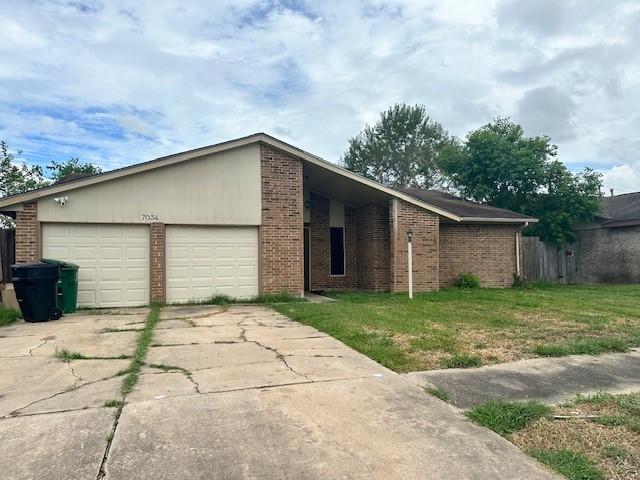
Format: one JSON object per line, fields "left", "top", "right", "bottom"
{"left": 96, "top": 304, "right": 162, "bottom": 479}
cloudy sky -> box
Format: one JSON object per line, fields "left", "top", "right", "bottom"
{"left": 1, "top": 0, "right": 639, "bottom": 193}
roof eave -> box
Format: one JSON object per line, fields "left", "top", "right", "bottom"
{"left": 459, "top": 216, "right": 538, "bottom": 224}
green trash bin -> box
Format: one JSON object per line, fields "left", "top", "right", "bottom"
{"left": 41, "top": 259, "right": 79, "bottom": 313}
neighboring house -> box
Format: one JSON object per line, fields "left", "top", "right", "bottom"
{"left": 573, "top": 192, "right": 640, "bottom": 283}
{"left": 0, "top": 133, "right": 535, "bottom": 308}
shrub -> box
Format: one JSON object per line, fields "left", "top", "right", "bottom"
{"left": 454, "top": 273, "right": 481, "bottom": 289}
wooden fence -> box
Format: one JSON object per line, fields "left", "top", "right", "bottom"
{"left": 521, "top": 236, "right": 577, "bottom": 284}
{"left": 0, "top": 229, "right": 15, "bottom": 283}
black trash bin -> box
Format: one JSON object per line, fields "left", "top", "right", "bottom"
{"left": 11, "top": 263, "right": 63, "bottom": 322}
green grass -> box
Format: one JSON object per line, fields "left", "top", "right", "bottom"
{"left": 442, "top": 354, "right": 482, "bottom": 369}
{"left": 273, "top": 285, "right": 640, "bottom": 372}
{"left": 533, "top": 338, "right": 629, "bottom": 357}
{"left": 103, "top": 399, "right": 124, "bottom": 408}
{"left": 121, "top": 305, "right": 161, "bottom": 396}
{"left": 0, "top": 306, "right": 21, "bottom": 327}
{"left": 424, "top": 387, "right": 450, "bottom": 402}
{"left": 54, "top": 347, "right": 87, "bottom": 361}
{"left": 528, "top": 449, "right": 604, "bottom": 480}
{"left": 175, "top": 292, "right": 306, "bottom": 306}
{"left": 466, "top": 401, "right": 551, "bottom": 436}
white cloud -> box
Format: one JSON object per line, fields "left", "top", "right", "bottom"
{"left": 0, "top": 0, "right": 638, "bottom": 193}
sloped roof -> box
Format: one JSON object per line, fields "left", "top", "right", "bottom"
{"left": 597, "top": 192, "right": 640, "bottom": 227}
{"left": 400, "top": 189, "right": 537, "bottom": 222}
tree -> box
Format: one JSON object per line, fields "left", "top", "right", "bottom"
{"left": 47, "top": 157, "right": 102, "bottom": 182}
{"left": 439, "top": 118, "right": 602, "bottom": 245}
{"left": 0, "top": 141, "right": 48, "bottom": 228}
{"left": 343, "top": 103, "right": 450, "bottom": 188}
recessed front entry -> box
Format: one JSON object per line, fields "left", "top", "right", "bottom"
{"left": 165, "top": 225, "right": 258, "bottom": 303}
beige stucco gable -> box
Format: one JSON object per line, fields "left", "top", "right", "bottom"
{"left": 36, "top": 143, "right": 261, "bottom": 225}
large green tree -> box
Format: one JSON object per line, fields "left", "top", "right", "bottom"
{"left": 439, "top": 118, "right": 602, "bottom": 245}
{"left": 343, "top": 103, "right": 450, "bottom": 188}
{"left": 47, "top": 157, "right": 102, "bottom": 182}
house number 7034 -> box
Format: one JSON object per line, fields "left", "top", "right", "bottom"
{"left": 141, "top": 214, "right": 159, "bottom": 221}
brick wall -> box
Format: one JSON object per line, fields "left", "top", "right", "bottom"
{"left": 260, "top": 143, "right": 304, "bottom": 295}
{"left": 15, "top": 202, "right": 38, "bottom": 263}
{"left": 439, "top": 223, "right": 519, "bottom": 288}
{"left": 309, "top": 192, "right": 357, "bottom": 290}
{"left": 150, "top": 222, "right": 166, "bottom": 303}
{"left": 389, "top": 199, "right": 439, "bottom": 292}
{"left": 356, "top": 203, "right": 390, "bottom": 291}
{"left": 574, "top": 225, "right": 640, "bottom": 283}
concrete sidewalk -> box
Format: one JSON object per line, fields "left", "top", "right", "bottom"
{"left": 405, "top": 349, "right": 640, "bottom": 409}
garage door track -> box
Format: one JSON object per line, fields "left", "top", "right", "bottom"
{"left": 0, "top": 305, "right": 559, "bottom": 479}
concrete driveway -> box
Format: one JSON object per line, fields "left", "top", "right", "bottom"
{"left": 0, "top": 305, "right": 558, "bottom": 479}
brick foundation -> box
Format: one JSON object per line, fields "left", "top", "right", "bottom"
{"left": 150, "top": 222, "right": 166, "bottom": 303}
{"left": 439, "top": 223, "right": 520, "bottom": 288}
{"left": 260, "top": 143, "right": 304, "bottom": 295}
{"left": 389, "top": 199, "right": 439, "bottom": 292}
{"left": 356, "top": 203, "right": 390, "bottom": 291}
{"left": 308, "top": 193, "right": 357, "bottom": 290}
{"left": 15, "top": 202, "right": 38, "bottom": 263}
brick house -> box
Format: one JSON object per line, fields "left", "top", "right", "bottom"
{"left": 0, "top": 133, "right": 535, "bottom": 308}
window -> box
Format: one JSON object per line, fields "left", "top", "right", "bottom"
{"left": 330, "top": 227, "right": 345, "bottom": 276}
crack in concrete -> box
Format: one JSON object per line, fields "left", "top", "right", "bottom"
{"left": 28, "top": 339, "right": 49, "bottom": 356}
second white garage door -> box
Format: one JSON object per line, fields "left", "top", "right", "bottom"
{"left": 166, "top": 226, "right": 259, "bottom": 303}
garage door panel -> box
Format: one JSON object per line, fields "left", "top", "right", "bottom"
{"left": 166, "top": 226, "right": 258, "bottom": 303}
{"left": 43, "top": 224, "right": 149, "bottom": 308}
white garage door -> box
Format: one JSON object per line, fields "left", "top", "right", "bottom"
{"left": 166, "top": 226, "right": 258, "bottom": 303}
{"left": 42, "top": 223, "right": 150, "bottom": 308}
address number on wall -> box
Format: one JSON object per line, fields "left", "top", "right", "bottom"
{"left": 141, "top": 214, "right": 160, "bottom": 222}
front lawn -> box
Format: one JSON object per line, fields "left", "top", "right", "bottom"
{"left": 274, "top": 284, "right": 640, "bottom": 372}
{"left": 466, "top": 392, "right": 640, "bottom": 480}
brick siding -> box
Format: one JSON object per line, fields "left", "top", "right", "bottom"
{"left": 260, "top": 143, "right": 304, "bottom": 295}
{"left": 439, "top": 223, "right": 519, "bottom": 288}
{"left": 389, "top": 199, "right": 439, "bottom": 292}
{"left": 150, "top": 222, "right": 166, "bottom": 303}
{"left": 15, "top": 202, "right": 38, "bottom": 263}
{"left": 356, "top": 203, "right": 390, "bottom": 291}
{"left": 308, "top": 192, "right": 357, "bottom": 290}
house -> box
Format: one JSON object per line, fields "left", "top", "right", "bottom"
{"left": 0, "top": 133, "right": 536, "bottom": 308}
{"left": 572, "top": 191, "right": 640, "bottom": 283}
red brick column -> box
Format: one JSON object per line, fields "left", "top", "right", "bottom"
{"left": 356, "top": 203, "right": 390, "bottom": 291}
{"left": 260, "top": 144, "right": 304, "bottom": 295}
{"left": 150, "top": 222, "right": 166, "bottom": 303}
{"left": 389, "top": 199, "right": 439, "bottom": 293}
{"left": 15, "top": 202, "right": 39, "bottom": 263}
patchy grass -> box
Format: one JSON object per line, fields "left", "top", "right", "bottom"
{"left": 511, "top": 392, "right": 640, "bottom": 480}
{"left": 533, "top": 338, "right": 629, "bottom": 357}
{"left": 147, "top": 363, "right": 191, "bottom": 374}
{"left": 528, "top": 449, "right": 604, "bottom": 480}
{"left": 121, "top": 305, "right": 161, "bottom": 396}
{"left": 0, "top": 306, "right": 21, "bottom": 327}
{"left": 274, "top": 285, "right": 640, "bottom": 372}
{"left": 466, "top": 401, "right": 551, "bottom": 436}
{"left": 442, "top": 354, "right": 482, "bottom": 369}
{"left": 174, "top": 292, "right": 306, "bottom": 306}
{"left": 54, "top": 347, "right": 87, "bottom": 361}
{"left": 103, "top": 399, "right": 124, "bottom": 408}
{"left": 424, "top": 386, "right": 450, "bottom": 402}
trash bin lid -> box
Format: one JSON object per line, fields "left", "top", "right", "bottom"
{"left": 11, "top": 262, "right": 60, "bottom": 279}
{"left": 41, "top": 258, "right": 80, "bottom": 270}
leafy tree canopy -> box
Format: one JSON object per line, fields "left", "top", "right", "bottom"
{"left": 47, "top": 157, "right": 102, "bottom": 182}
{"left": 0, "top": 141, "right": 46, "bottom": 198}
{"left": 439, "top": 118, "right": 602, "bottom": 245}
{"left": 343, "top": 103, "right": 450, "bottom": 188}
